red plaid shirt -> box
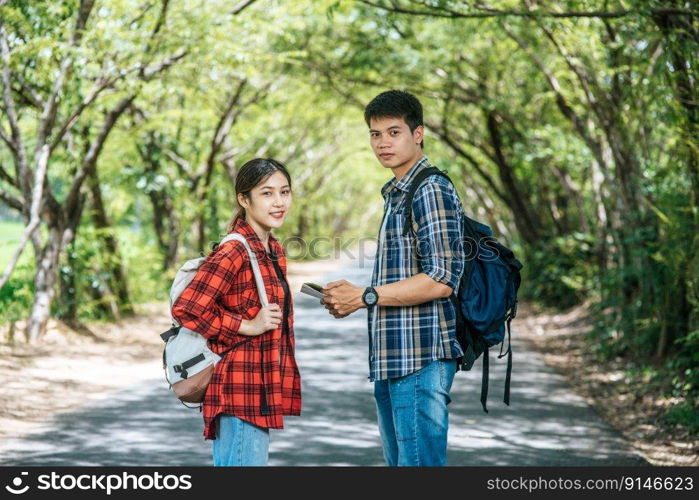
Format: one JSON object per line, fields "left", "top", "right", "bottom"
{"left": 171, "top": 217, "right": 301, "bottom": 440}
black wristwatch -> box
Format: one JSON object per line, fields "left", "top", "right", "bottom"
{"left": 362, "top": 286, "right": 379, "bottom": 308}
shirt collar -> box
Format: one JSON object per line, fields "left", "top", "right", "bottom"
{"left": 381, "top": 155, "right": 431, "bottom": 197}
{"left": 230, "top": 217, "right": 281, "bottom": 257}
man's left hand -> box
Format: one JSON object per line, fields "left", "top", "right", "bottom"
{"left": 320, "top": 279, "right": 365, "bottom": 318}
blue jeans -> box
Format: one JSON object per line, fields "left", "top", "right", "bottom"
{"left": 212, "top": 414, "right": 269, "bottom": 466}
{"left": 374, "top": 359, "right": 457, "bottom": 466}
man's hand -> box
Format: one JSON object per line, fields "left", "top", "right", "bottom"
{"left": 321, "top": 279, "right": 365, "bottom": 318}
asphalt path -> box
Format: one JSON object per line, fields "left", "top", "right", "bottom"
{"left": 0, "top": 254, "right": 647, "bottom": 466}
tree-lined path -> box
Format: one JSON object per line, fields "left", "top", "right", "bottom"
{"left": 1, "top": 0, "right": 695, "bottom": 463}
{"left": 0, "top": 254, "right": 647, "bottom": 466}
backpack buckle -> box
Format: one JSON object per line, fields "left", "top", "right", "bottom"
{"left": 160, "top": 326, "right": 180, "bottom": 343}
{"left": 461, "top": 344, "right": 478, "bottom": 371}
{"left": 173, "top": 364, "right": 189, "bottom": 379}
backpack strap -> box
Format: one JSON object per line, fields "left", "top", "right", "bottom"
{"left": 220, "top": 232, "right": 270, "bottom": 307}
{"left": 173, "top": 353, "right": 206, "bottom": 380}
{"left": 401, "top": 166, "right": 450, "bottom": 237}
{"left": 197, "top": 233, "right": 271, "bottom": 357}
{"left": 481, "top": 346, "right": 490, "bottom": 413}
{"left": 504, "top": 318, "right": 513, "bottom": 406}
{"left": 222, "top": 232, "right": 273, "bottom": 415}
{"left": 401, "top": 165, "right": 514, "bottom": 413}
{"left": 160, "top": 325, "right": 180, "bottom": 343}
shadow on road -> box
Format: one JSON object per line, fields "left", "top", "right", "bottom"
{"left": 0, "top": 258, "right": 647, "bottom": 466}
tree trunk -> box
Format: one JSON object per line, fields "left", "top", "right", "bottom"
{"left": 589, "top": 158, "right": 613, "bottom": 290}
{"left": 88, "top": 278, "right": 120, "bottom": 319}
{"left": 26, "top": 226, "right": 64, "bottom": 342}
{"left": 485, "top": 110, "right": 544, "bottom": 243}
{"left": 26, "top": 189, "right": 84, "bottom": 341}
{"left": 148, "top": 180, "right": 179, "bottom": 267}
{"left": 87, "top": 167, "right": 133, "bottom": 315}
{"left": 57, "top": 242, "right": 78, "bottom": 321}
{"left": 462, "top": 175, "right": 510, "bottom": 237}
{"left": 7, "top": 321, "right": 16, "bottom": 345}
{"left": 297, "top": 211, "right": 308, "bottom": 240}
{"left": 209, "top": 194, "right": 219, "bottom": 240}
{"left": 196, "top": 209, "right": 207, "bottom": 254}
{"left": 164, "top": 206, "right": 180, "bottom": 269}
{"left": 139, "top": 133, "right": 181, "bottom": 270}
{"left": 550, "top": 163, "right": 590, "bottom": 234}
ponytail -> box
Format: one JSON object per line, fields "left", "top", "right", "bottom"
{"left": 226, "top": 207, "right": 245, "bottom": 233}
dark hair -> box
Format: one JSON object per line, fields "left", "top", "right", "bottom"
{"left": 364, "top": 90, "right": 424, "bottom": 148}
{"left": 226, "top": 158, "right": 292, "bottom": 232}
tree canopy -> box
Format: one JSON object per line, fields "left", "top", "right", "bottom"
{"left": 1, "top": 0, "right": 697, "bottom": 430}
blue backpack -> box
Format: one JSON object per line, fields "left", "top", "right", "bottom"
{"left": 403, "top": 167, "right": 523, "bottom": 412}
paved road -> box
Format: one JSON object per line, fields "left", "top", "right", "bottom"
{"left": 0, "top": 254, "right": 647, "bottom": 466}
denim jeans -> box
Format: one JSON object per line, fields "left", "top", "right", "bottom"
{"left": 212, "top": 414, "right": 269, "bottom": 466}
{"left": 374, "top": 358, "right": 457, "bottom": 466}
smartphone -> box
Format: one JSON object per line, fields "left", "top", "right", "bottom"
{"left": 301, "top": 282, "right": 325, "bottom": 299}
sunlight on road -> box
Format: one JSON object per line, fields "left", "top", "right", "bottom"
{"left": 0, "top": 254, "right": 647, "bottom": 466}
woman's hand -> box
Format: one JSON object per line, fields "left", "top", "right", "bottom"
{"left": 240, "top": 304, "right": 282, "bottom": 336}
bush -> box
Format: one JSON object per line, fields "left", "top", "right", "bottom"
{"left": 0, "top": 262, "right": 35, "bottom": 341}
{"left": 662, "top": 398, "right": 699, "bottom": 436}
{"left": 117, "top": 227, "right": 171, "bottom": 304}
{"left": 520, "top": 232, "right": 595, "bottom": 309}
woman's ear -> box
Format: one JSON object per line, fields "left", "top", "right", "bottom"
{"left": 237, "top": 192, "right": 249, "bottom": 210}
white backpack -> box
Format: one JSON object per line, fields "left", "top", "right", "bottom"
{"left": 160, "top": 232, "right": 268, "bottom": 406}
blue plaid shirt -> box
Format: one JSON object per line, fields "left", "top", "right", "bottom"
{"left": 368, "top": 156, "right": 465, "bottom": 381}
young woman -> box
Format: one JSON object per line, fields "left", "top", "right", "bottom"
{"left": 171, "top": 158, "right": 301, "bottom": 466}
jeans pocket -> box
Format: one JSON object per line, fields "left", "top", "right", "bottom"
{"left": 438, "top": 359, "right": 455, "bottom": 394}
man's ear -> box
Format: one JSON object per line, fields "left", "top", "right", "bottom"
{"left": 414, "top": 125, "right": 424, "bottom": 145}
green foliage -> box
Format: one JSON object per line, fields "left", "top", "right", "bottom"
{"left": 0, "top": 263, "right": 34, "bottom": 323}
{"left": 521, "top": 232, "right": 596, "bottom": 309}
{"left": 0, "top": 0, "right": 697, "bottom": 430}
{"left": 52, "top": 226, "right": 117, "bottom": 321}
{"left": 669, "top": 330, "right": 699, "bottom": 400}
{"left": 117, "top": 227, "right": 172, "bottom": 305}
{"left": 613, "top": 362, "right": 698, "bottom": 436}
{"left": 662, "top": 399, "right": 699, "bottom": 436}
{"left": 0, "top": 222, "right": 35, "bottom": 325}
{"left": 0, "top": 221, "right": 27, "bottom": 268}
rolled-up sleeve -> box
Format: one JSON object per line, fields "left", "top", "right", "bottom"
{"left": 171, "top": 244, "right": 246, "bottom": 346}
{"left": 412, "top": 178, "right": 465, "bottom": 291}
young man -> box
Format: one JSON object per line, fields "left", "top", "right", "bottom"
{"left": 321, "top": 90, "right": 465, "bottom": 466}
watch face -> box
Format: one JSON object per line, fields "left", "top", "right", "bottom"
{"left": 365, "top": 291, "right": 378, "bottom": 305}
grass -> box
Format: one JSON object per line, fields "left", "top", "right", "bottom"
{"left": 0, "top": 221, "right": 35, "bottom": 270}
{"left": 0, "top": 220, "right": 22, "bottom": 250}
